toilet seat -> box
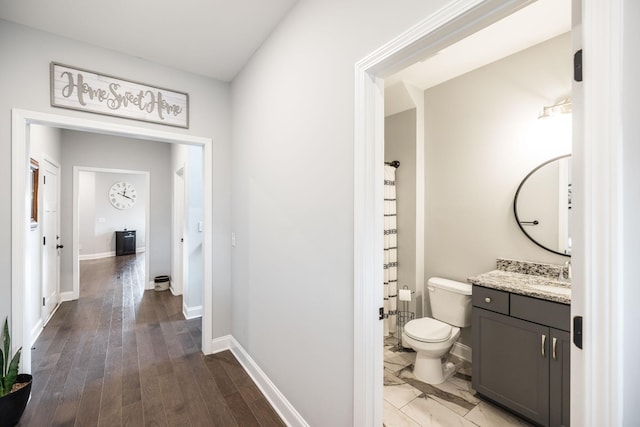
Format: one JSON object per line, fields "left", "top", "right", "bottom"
{"left": 404, "top": 318, "right": 452, "bottom": 343}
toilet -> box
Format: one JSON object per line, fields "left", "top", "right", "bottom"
{"left": 402, "top": 277, "right": 472, "bottom": 384}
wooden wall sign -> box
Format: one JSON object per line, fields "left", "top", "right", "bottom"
{"left": 50, "top": 62, "right": 189, "bottom": 128}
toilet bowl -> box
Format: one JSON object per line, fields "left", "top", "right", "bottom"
{"left": 403, "top": 318, "right": 461, "bottom": 384}
{"left": 401, "top": 277, "right": 472, "bottom": 384}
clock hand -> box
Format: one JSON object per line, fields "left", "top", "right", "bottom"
{"left": 118, "top": 192, "right": 133, "bottom": 201}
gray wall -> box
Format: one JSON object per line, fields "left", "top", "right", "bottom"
{"left": 60, "top": 130, "right": 171, "bottom": 289}
{"left": 423, "top": 33, "right": 572, "bottom": 285}
{"left": 0, "top": 19, "right": 232, "bottom": 338}
{"left": 230, "top": 1, "right": 450, "bottom": 424}
{"left": 385, "top": 109, "right": 420, "bottom": 315}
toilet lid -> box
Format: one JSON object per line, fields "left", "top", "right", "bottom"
{"left": 404, "top": 318, "right": 452, "bottom": 343}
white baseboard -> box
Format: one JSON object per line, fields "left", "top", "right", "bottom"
{"left": 229, "top": 337, "right": 309, "bottom": 427}
{"left": 79, "top": 251, "right": 115, "bottom": 260}
{"left": 30, "top": 319, "right": 43, "bottom": 347}
{"left": 79, "top": 247, "right": 144, "bottom": 261}
{"left": 451, "top": 342, "right": 472, "bottom": 363}
{"left": 169, "top": 282, "right": 181, "bottom": 296}
{"left": 183, "top": 304, "right": 202, "bottom": 320}
{"left": 59, "top": 291, "right": 76, "bottom": 302}
{"left": 210, "top": 335, "right": 233, "bottom": 354}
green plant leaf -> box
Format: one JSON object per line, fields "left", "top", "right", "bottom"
{"left": 0, "top": 343, "right": 4, "bottom": 379}
{"left": 3, "top": 318, "right": 9, "bottom": 377}
{"left": 3, "top": 347, "right": 21, "bottom": 395}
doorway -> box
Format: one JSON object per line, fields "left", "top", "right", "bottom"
{"left": 381, "top": 1, "right": 572, "bottom": 424}
{"left": 350, "top": 0, "right": 602, "bottom": 425}
{"left": 11, "top": 109, "right": 215, "bottom": 374}
{"left": 74, "top": 167, "right": 150, "bottom": 299}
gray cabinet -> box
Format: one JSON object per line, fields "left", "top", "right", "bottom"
{"left": 550, "top": 328, "right": 571, "bottom": 427}
{"left": 472, "top": 286, "right": 570, "bottom": 427}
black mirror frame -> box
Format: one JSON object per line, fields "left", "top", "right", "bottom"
{"left": 513, "top": 154, "right": 571, "bottom": 257}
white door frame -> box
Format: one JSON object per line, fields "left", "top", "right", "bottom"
{"left": 12, "top": 109, "right": 215, "bottom": 374}
{"left": 72, "top": 166, "right": 151, "bottom": 299}
{"left": 353, "top": 0, "right": 623, "bottom": 425}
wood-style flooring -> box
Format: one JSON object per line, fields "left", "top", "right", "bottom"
{"left": 19, "top": 254, "right": 285, "bottom": 427}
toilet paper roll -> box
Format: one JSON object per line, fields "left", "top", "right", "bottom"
{"left": 398, "top": 289, "right": 412, "bottom": 302}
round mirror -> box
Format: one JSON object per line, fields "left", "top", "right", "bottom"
{"left": 513, "top": 155, "right": 571, "bottom": 257}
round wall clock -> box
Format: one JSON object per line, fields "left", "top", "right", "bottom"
{"left": 109, "top": 181, "right": 137, "bottom": 210}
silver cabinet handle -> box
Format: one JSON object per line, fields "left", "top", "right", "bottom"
{"left": 541, "top": 334, "right": 546, "bottom": 357}
{"left": 552, "top": 337, "right": 558, "bottom": 360}
{"left": 484, "top": 297, "right": 492, "bottom": 303}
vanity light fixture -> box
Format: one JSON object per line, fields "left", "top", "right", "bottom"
{"left": 538, "top": 98, "right": 572, "bottom": 119}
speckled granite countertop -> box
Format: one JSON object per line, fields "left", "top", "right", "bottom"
{"left": 468, "top": 258, "right": 571, "bottom": 305}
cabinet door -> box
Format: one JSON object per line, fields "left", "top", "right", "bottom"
{"left": 472, "top": 307, "right": 550, "bottom": 426}
{"left": 550, "top": 328, "right": 571, "bottom": 427}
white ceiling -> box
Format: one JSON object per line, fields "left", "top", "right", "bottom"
{"left": 0, "top": 0, "right": 570, "bottom": 86}
{"left": 0, "top": 0, "right": 298, "bottom": 82}
{"left": 386, "top": 0, "right": 572, "bottom": 91}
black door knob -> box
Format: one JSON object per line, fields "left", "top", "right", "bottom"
{"left": 56, "top": 244, "right": 64, "bottom": 249}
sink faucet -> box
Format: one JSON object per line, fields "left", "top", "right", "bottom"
{"left": 559, "top": 260, "right": 572, "bottom": 281}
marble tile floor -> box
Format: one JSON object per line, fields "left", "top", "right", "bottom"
{"left": 383, "top": 336, "right": 534, "bottom": 427}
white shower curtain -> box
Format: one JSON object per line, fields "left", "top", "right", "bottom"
{"left": 383, "top": 165, "right": 398, "bottom": 337}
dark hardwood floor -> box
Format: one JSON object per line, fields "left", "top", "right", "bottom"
{"left": 19, "top": 254, "right": 285, "bottom": 427}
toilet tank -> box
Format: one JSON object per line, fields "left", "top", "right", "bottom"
{"left": 427, "top": 277, "right": 473, "bottom": 327}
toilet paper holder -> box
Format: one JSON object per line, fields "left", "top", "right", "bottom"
{"left": 396, "top": 286, "right": 416, "bottom": 351}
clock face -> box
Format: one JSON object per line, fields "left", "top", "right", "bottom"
{"left": 109, "top": 181, "right": 137, "bottom": 210}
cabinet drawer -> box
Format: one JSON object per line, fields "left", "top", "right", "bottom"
{"left": 510, "top": 294, "right": 570, "bottom": 332}
{"left": 472, "top": 286, "right": 509, "bottom": 314}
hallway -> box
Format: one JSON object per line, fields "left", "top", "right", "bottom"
{"left": 19, "top": 254, "right": 284, "bottom": 427}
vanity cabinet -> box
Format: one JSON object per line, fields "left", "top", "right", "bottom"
{"left": 472, "top": 286, "right": 570, "bottom": 427}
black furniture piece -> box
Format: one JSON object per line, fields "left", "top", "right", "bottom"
{"left": 472, "top": 286, "right": 570, "bottom": 427}
{"left": 115, "top": 230, "right": 136, "bottom": 256}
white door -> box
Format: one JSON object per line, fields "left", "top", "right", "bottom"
{"left": 41, "top": 158, "right": 61, "bottom": 325}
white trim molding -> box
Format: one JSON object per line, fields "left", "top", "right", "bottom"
{"left": 169, "top": 282, "right": 181, "bottom": 296}
{"left": 230, "top": 337, "right": 310, "bottom": 427}
{"left": 210, "top": 335, "right": 233, "bottom": 354}
{"left": 183, "top": 304, "right": 203, "bottom": 320}
{"left": 30, "top": 318, "right": 43, "bottom": 348}
{"left": 353, "top": 1, "right": 539, "bottom": 425}
{"left": 576, "top": 0, "right": 625, "bottom": 425}
{"left": 59, "top": 291, "right": 76, "bottom": 302}
{"left": 79, "top": 251, "right": 116, "bottom": 260}
{"left": 206, "top": 335, "right": 310, "bottom": 426}
{"left": 79, "top": 247, "right": 146, "bottom": 260}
